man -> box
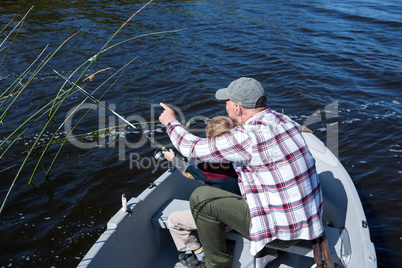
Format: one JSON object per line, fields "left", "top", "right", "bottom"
{"left": 159, "top": 77, "right": 324, "bottom": 268}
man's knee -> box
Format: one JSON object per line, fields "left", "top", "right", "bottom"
{"left": 190, "top": 186, "right": 210, "bottom": 209}
{"left": 190, "top": 186, "right": 214, "bottom": 222}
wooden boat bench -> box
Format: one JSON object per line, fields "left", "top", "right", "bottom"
{"left": 152, "top": 199, "right": 342, "bottom": 267}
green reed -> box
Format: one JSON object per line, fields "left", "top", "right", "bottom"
{"left": 0, "top": 0, "right": 186, "bottom": 215}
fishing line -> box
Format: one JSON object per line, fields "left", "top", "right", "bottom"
{"left": 51, "top": 68, "right": 153, "bottom": 141}
{"left": 2, "top": 29, "right": 151, "bottom": 143}
{"left": 3, "top": 39, "right": 169, "bottom": 158}
{"left": 43, "top": 61, "right": 169, "bottom": 159}
{"left": 1, "top": 31, "right": 178, "bottom": 162}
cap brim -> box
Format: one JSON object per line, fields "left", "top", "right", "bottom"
{"left": 215, "top": 88, "right": 229, "bottom": 100}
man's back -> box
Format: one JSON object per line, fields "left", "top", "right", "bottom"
{"left": 235, "top": 108, "right": 324, "bottom": 254}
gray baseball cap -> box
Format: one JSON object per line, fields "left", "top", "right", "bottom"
{"left": 215, "top": 77, "right": 265, "bottom": 108}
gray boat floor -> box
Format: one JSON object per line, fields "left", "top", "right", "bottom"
{"left": 153, "top": 239, "right": 316, "bottom": 268}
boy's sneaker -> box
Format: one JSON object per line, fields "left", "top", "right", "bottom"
{"left": 178, "top": 252, "right": 204, "bottom": 268}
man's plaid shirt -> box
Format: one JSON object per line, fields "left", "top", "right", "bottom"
{"left": 166, "top": 109, "right": 324, "bottom": 255}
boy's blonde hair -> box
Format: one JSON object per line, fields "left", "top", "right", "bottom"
{"left": 205, "top": 116, "right": 238, "bottom": 138}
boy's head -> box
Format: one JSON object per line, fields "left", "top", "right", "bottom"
{"left": 205, "top": 116, "right": 238, "bottom": 138}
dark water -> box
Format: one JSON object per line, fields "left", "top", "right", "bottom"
{"left": 0, "top": 0, "right": 401, "bottom": 267}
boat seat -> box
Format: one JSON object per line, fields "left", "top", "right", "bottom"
{"left": 152, "top": 199, "right": 343, "bottom": 266}
{"left": 152, "top": 199, "right": 190, "bottom": 229}
{"left": 225, "top": 226, "right": 341, "bottom": 266}
{"left": 151, "top": 199, "right": 190, "bottom": 248}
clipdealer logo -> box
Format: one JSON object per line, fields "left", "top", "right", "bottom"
{"left": 64, "top": 101, "right": 339, "bottom": 172}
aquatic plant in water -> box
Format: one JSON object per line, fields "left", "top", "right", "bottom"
{"left": 0, "top": 0, "right": 185, "bottom": 215}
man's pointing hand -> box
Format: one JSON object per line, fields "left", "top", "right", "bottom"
{"left": 159, "top": 103, "right": 177, "bottom": 126}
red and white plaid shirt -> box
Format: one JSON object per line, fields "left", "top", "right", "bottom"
{"left": 166, "top": 109, "right": 324, "bottom": 255}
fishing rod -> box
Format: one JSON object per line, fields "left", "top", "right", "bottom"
{"left": 53, "top": 69, "right": 150, "bottom": 138}
{"left": 26, "top": 61, "right": 173, "bottom": 162}
{"left": 2, "top": 29, "right": 168, "bottom": 159}
{"left": 49, "top": 66, "right": 168, "bottom": 160}
{"left": 3, "top": 38, "right": 147, "bottom": 140}
{"left": 53, "top": 68, "right": 168, "bottom": 151}
{"left": 2, "top": 26, "right": 153, "bottom": 145}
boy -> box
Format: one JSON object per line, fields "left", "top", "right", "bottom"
{"left": 163, "top": 116, "right": 240, "bottom": 267}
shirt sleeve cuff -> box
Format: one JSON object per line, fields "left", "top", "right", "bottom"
{"left": 166, "top": 119, "right": 182, "bottom": 134}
